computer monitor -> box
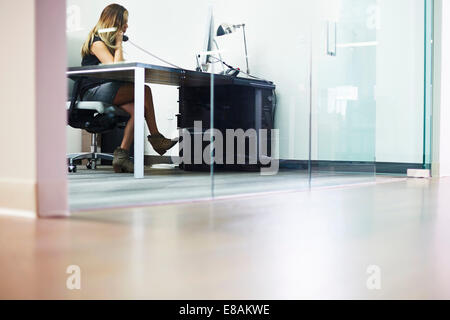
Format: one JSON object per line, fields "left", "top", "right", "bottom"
{"left": 198, "top": 6, "right": 215, "bottom": 72}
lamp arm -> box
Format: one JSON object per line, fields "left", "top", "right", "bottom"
{"left": 242, "top": 25, "right": 250, "bottom": 75}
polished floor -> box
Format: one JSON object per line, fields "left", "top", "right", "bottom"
{"left": 69, "top": 165, "right": 385, "bottom": 211}
{"left": 1, "top": 177, "right": 450, "bottom": 299}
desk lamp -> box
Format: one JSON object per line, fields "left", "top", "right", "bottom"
{"left": 216, "top": 23, "right": 250, "bottom": 75}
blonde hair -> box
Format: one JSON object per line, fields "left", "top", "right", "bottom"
{"left": 81, "top": 4, "right": 128, "bottom": 57}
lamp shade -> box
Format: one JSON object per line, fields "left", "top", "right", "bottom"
{"left": 216, "top": 23, "right": 237, "bottom": 37}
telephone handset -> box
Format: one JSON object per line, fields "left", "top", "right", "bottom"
{"left": 98, "top": 27, "right": 128, "bottom": 42}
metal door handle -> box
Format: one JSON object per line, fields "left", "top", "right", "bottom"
{"left": 327, "top": 21, "right": 337, "bottom": 56}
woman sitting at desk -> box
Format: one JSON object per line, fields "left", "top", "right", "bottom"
{"left": 80, "top": 3, "right": 177, "bottom": 173}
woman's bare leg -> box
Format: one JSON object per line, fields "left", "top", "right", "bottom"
{"left": 113, "top": 84, "right": 159, "bottom": 140}
{"left": 118, "top": 102, "right": 134, "bottom": 150}
{"left": 143, "top": 86, "right": 159, "bottom": 135}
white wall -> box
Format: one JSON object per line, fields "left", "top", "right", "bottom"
{"left": 0, "top": 0, "right": 37, "bottom": 213}
{"left": 376, "top": 0, "right": 425, "bottom": 163}
{"left": 212, "top": 0, "right": 312, "bottom": 160}
{"left": 432, "top": 0, "right": 450, "bottom": 177}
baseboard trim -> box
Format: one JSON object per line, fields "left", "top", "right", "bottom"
{"left": 377, "top": 162, "right": 429, "bottom": 174}
{"left": 0, "top": 178, "right": 69, "bottom": 218}
{"left": 145, "top": 155, "right": 174, "bottom": 166}
{"left": 143, "top": 157, "right": 426, "bottom": 175}
{"left": 0, "top": 208, "right": 36, "bottom": 219}
{"left": 279, "top": 160, "right": 427, "bottom": 175}
{"left": 0, "top": 178, "right": 37, "bottom": 215}
{"left": 36, "top": 178, "right": 69, "bottom": 218}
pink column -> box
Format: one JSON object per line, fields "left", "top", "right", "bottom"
{"left": 35, "top": 0, "right": 69, "bottom": 217}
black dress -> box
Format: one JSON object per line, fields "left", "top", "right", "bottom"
{"left": 80, "top": 36, "right": 125, "bottom": 104}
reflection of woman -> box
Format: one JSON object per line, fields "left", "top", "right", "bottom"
{"left": 80, "top": 3, "right": 177, "bottom": 173}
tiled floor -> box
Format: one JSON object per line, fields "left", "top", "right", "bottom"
{"left": 1, "top": 177, "right": 449, "bottom": 299}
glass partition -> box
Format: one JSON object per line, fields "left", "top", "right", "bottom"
{"left": 208, "top": 0, "right": 313, "bottom": 198}
{"left": 66, "top": 0, "right": 217, "bottom": 211}
{"left": 310, "top": 0, "right": 377, "bottom": 186}
{"left": 310, "top": 0, "right": 431, "bottom": 186}
{"left": 424, "top": 0, "right": 434, "bottom": 169}
{"left": 66, "top": 0, "right": 433, "bottom": 211}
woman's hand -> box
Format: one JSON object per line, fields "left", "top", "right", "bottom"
{"left": 116, "top": 31, "right": 124, "bottom": 46}
{"left": 114, "top": 31, "right": 125, "bottom": 62}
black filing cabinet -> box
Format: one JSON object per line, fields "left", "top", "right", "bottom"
{"left": 178, "top": 81, "right": 276, "bottom": 171}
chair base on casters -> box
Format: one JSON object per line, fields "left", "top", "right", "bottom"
{"left": 67, "top": 153, "right": 114, "bottom": 173}
{"left": 67, "top": 133, "right": 114, "bottom": 173}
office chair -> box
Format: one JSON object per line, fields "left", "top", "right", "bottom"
{"left": 67, "top": 79, "right": 130, "bottom": 173}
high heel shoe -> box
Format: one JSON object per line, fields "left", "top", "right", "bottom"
{"left": 147, "top": 133, "right": 178, "bottom": 156}
{"left": 112, "top": 147, "right": 134, "bottom": 173}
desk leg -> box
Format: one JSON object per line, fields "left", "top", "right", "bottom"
{"left": 255, "top": 88, "right": 262, "bottom": 163}
{"left": 134, "top": 67, "right": 145, "bottom": 179}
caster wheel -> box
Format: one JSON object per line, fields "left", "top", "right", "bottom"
{"left": 87, "top": 161, "right": 96, "bottom": 170}
{"left": 68, "top": 165, "right": 77, "bottom": 173}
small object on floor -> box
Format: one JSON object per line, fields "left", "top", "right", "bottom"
{"left": 151, "top": 163, "right": 178, "bottom": 170}
{"left": 148, "top": 133, "right": 178, "bottom": 156}
{"left": 112, "top": 148, "right": 134, "bottom": 173}
{"left": 407, "top": 169, "right": 431, "bottom": 178}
